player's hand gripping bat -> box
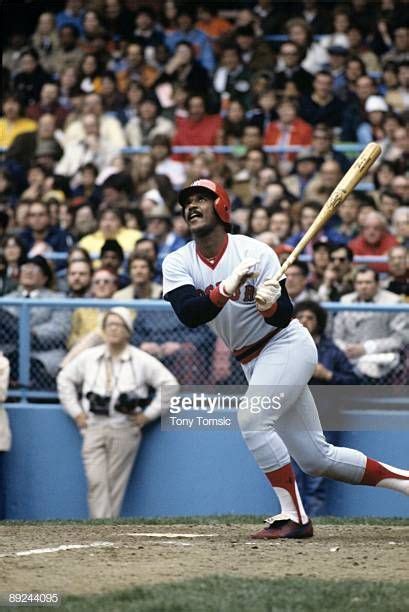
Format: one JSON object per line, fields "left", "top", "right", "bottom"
{"left": 255, "top": 142, "right": 382, "bottom": 305}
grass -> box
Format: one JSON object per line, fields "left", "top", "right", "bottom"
{"left": 23, "top": 577, "right": 409, "bottom": 612}
{"left": 2, "top": 515, "right": 409, "bottom": 526}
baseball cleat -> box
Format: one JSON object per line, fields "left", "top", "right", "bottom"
{"left": 251, "top": 517, "right": 314, "bottom": 540}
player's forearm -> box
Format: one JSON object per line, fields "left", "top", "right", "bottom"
{"left": 165, "top": 285, "right": 224, "bottom": 328}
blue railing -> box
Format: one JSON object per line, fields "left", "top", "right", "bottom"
{"left": 1, "top": 297, "right": 408, "bottom": 402}
{"left": 0, "top": 143, "right": 368, "bottom": 156}
{"left": 44, "top": 251, "right": 389, "bottom": 264}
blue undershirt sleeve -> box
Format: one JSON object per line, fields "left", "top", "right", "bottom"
{"left": 164, "top": 285, "right": 223, "bottom": 328}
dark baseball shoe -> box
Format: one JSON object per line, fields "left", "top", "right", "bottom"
{"left": 251, "top": 516, "right": 313, "bottom": 540}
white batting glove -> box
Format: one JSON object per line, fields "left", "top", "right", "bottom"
{"left": 220, "top": 257, "right": 260, "bottom": 297}
{"left": 255, "top": 279, "right": 281, "bottom": 311}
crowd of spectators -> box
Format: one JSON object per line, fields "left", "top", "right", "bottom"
{"left": 0, "top": 0, "right": 408, "bottom": 393}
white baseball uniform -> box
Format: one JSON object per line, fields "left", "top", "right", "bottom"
{"left": 163, "top": 233, "right": 368, "bottom": 488}
{"left": 163, "top": 234, "right": 409, "bottom": 524}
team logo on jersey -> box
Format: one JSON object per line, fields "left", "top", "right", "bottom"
{"left": 196, "top": 282, "right": 255, "bottom": 303}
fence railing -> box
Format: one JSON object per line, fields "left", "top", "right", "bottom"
{"left": 1, "top": 298, "right": 408, "bottom": 402}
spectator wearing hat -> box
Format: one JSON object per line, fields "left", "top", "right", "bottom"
{"left": 274, "top": 41, "right": 313, "bottom": 95}
{"left": 349, "top": 211, "right": 399, "bottom": 273}
{"left": 125, "top": 96, "right": 174, "bottom": 147}
{"left": 100, "top": 239, "right": 129, "bottom": 289}
{"left": 58, "top": 306, "right": 178, "bottom": 519}
{"left": 6, "top": 113, "right": 63, "bottom": 171}
{"left": 0, "top": 255, "right": 71, "bottom": 388}
{"left": 145, "top": 206, "right": 186, "bottom": 281}
{"left": 150, "top": 135, "right": 186, "bottom": 191}
{"left": 79, "top": 208, "right": 142, "bottom": 259}
{"left": 18, "top": 200, "right": 73, "bottom": 269}
{"left": 0, "top": 93, "right": 37, "bottom": 149}
{"left": 357, "top": 95, "right": 389, "bottom": 145}
{"left": 114, "top": 253, "right": 162, "bottom": 301}
{"left": 324, "top": 45, "right": 348, "bottom": 96}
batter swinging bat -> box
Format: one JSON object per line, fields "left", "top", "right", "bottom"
{"left": 255, "top": 142, "right": 382, "bottom": 304}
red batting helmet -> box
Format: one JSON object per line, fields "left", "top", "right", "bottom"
{"left": 178, "top": 179, "right": 231, "bottom": 224}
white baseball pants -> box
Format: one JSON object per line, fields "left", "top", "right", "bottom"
{"left": 239, "top": 319, "right": 367, "bottom": 482}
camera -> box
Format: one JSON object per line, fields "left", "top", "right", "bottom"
{"left": 114, "top": 392, "right": 142, "bottom": 415}
{"left": 86, "top": 392, "right": 110, "bottom": 416}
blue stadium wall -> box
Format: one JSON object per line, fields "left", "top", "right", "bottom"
{"left": 1, "top": 406, "right": 408, "bottom": 520}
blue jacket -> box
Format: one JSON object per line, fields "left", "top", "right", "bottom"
{"left": 19, "top": 226, "right": 74, "bottom": 269}
{"left": 165, "top": 29, "right": 215, "bottom": 73}
{"left": 311, "top": 334, "right": 358, "bottom": 385}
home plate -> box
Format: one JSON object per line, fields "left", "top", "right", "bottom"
{"left": 127, "top": 532, "right": 218, "bottom": 538}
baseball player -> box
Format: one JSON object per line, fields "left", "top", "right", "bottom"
{"left": 163, "top": 180, "right": 409, "bottom": 539}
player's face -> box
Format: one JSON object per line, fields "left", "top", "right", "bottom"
{"left": 183, "top": 192, "right": 219, "bottom": 236}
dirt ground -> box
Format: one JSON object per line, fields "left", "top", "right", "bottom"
{"left": 0, "top": 523, "right": 408, "bottom": 596}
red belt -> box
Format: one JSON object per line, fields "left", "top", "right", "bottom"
{"left": 233, "top": 328, "right": 282, "bottom": 365}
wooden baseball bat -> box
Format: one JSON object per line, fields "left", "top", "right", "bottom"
{"left": 256, "top": 142, "right": 382, "bottom": 304}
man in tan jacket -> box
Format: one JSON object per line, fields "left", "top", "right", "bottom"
{"left": 57, "top": 307, "right": 178, "bottom": 519}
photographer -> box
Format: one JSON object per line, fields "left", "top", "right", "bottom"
{"left": 57, "top": 307, "right": 178, "bottom": 519}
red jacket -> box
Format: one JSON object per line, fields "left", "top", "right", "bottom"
{"left": 172, "top": 114, "right": 222, "bottom": 160}
{"left": 348, "top": 233, "right": 398, "bottom": 273}
{"left": 263, "top": 118, "right": 313, "bottom": 159}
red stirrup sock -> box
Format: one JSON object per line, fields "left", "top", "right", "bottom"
{"left": 265, "top": 464, "right": 309, "bottom": 525}
{"left": 361, "top": 457, "right": 409, "bottom": 495}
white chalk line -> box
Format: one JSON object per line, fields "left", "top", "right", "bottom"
{"left": 126, "top": 532, "right": 218, "bottom": 539}
{"left": 0, "top": 541, "right": 114, "bottom": 558}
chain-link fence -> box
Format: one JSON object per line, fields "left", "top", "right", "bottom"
{"left": 0, "top": 298, "right": 407, "bottom": 398}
